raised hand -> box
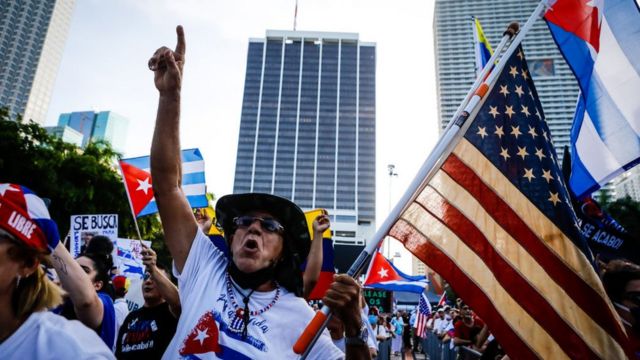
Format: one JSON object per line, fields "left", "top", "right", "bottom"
{"left": 141, "top": 244, "right": 158, "bottom": 272}
{"left": 148, "top": 25, "right": 186, "bottom": 95}
{"left": 312, "top": 213, "right": 330, "bottom": 235}
{"left": 195, "top": 209, "right": 213, "bottom": 234}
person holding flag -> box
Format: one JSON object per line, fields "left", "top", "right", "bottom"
{"left": 147, "top": 26, "right": 369, "bottom": 359}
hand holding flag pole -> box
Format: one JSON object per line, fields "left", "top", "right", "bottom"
{"left": 293, "top": 12, "right": 541, "bottom": 356}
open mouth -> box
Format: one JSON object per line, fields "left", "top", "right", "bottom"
{"left": 243, "top": 239, "right": 259, "bottom": 251}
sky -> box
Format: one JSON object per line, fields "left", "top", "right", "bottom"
{"left": 46, "top": 0, "right": 439, "bottom": 273}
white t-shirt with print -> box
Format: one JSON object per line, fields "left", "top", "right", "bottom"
{"left": 162, "top": 229, "right": 343, "bottom": 359}
{"left": 0, "top": 311, "right": 114, "bottom": 359}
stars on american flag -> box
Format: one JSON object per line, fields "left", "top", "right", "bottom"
{"left": 510, "top": 125, "right": 522, "bottom": 139}
{"left": 509, "top": 65, "right": 519, "bottom": 78}
{"left": 523, "top": 168, "right": 536, "bottom": 182}
{"left": 477, "top": 126, "right": 488, "bottom": 139}
{"left": 516, "top": 146, "right": 529, "bottom": 160}
{"left": 500, "top": 147, "right": 511, "bottom": 161}
{"left": 505, "top": 105, "right": 515, "bottom": 118}
{"left": 488, "top": 106, "right": 500, "bottom": 118}
{"left": 515, "top": 85, "right": 525, "bottom": 97}
{"left": 499, "top": 85, "right": 510, "bottom": 97}
{"left": 464, "top": 45, "right": 580, "bottom": 241}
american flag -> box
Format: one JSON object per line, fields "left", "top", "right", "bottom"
{"left": 389, "top": 46, "right": 631, "bottom": 359}
{"left": 414, "top": 293, "right": 431, "bottom": 339}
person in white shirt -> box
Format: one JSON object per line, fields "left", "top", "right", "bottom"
{"left": 0, "top": 183, "right": 113, "bottom": 359}
{"left": 148, "top": 26, "right": 370, "bottom": 359}
{"left": 432, "top": 308, "right": 445, "bottom": 335}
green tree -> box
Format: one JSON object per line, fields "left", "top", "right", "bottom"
{"left": 603, "top": 196, "right": 640, "bottom": 238}
{"left": 0, "top": 109, "right": 174, "bottom": 266}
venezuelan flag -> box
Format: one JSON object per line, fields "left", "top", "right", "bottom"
{"left": 472, "top": 17, "right": 493, "bottom": 72}
{"left": 302, "top": 209, "right": 335, "bottom": 300}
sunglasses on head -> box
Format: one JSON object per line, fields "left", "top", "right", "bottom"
{"left": 233, "top": 216, "right": 284, "bottom": 234}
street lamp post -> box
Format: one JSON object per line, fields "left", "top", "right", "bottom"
{"left": 386, "top": 164, "right": 398, "bottom": 258}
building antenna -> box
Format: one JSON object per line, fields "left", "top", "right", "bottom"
{"left": 293, "top": 0, "right": 298, "bottom": 31}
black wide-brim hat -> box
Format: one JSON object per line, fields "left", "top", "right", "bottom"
{"left": 215, "top": 193, "right": 311, "bottom": 280}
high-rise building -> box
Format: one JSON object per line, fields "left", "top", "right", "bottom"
{"left": 411, "top": 256, "right": 427, "bottom": 277}
{"left": 434, "top": 0, "right": 579, "bottom": 165}
{"left": 233, "top": 30, "right": 376, "bottom": 254}
{"left": 57, "top": 110, "right": 129, "bottom": 153}
{"left": 0, "top": 0, "right": 75, "bottom": 124}
{"left": 44, "top": 125, "right": 83, "bottom": 147}
{"left": 613, "top": 167, "right": 640, "bottom": 202}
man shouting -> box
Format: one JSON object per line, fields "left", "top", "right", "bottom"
{"left": 149, "top": 26, "right": 369, "bottom": 359}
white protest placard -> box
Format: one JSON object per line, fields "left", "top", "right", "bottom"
{"left": 69, "top": 214, "right": 118, "bottom": 258}
{"left": 116, "top": 238, "right": 151, "bottom": 311}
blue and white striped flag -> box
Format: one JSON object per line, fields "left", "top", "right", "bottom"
{"left": 120, "top": 148, "right": 208, "bottom": 217}
{"left": 545, "top": 0, "right": 640, "bottom": 198}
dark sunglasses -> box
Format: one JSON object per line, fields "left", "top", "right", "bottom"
{"left": 143, "top": 272, "right": 151, "bottom": 281}
{"left": 233, "top": 216, "right": 284, "bottom": 234}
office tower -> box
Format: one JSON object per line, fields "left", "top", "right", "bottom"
{"left": 233, "top": 30, "right": 376, "bottom": 260}
{"left": 57, "top": 110, "right": 129, "bottom": 153}
{"left": 434, "top": 0, "right": 579, "bottom": 165}
{"left": 44, "top": 125, "right": 83, "bottom": 147}
{"left": 0, "top": 0, "right": 75, "bottom": 124}
{"left": 614, "top": 168, "right": 640, "bottom": 202}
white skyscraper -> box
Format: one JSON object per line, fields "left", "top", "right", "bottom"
{"left": 0, "top": 0, "right": 75, "bottom": 125}
{"left": 233, "top": 30, "right": 376, "bottom": 271}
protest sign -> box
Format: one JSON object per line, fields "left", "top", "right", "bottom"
{"left": 363, "top": 288, "right": 393, "bottom": 313}
{"left": 70, "top": 214, "right": 118, "bottom": 258}
{"left": 116, "top": 238, "right": 152, "bottom": 311}
{"left": 576, "top": 198, "right": 639, "bottom": 264}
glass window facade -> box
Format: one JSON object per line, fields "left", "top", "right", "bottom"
{"left": 0, "top": 0, "right": 74, "bottom": 124}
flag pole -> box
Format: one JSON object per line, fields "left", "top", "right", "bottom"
{"left": 294, "top": 1, "right": 551, "bottom": 356}
{"left": 118, "top": 162, "right": 143, "bottom": 241}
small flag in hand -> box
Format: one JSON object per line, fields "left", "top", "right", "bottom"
{"left": 415, "top": 293, "right": 431, "bottom": 338}
{"left": 363, "top": 252, "right": 428, "bottom": 294}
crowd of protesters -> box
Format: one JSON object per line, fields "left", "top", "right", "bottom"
{"left": 415, "top": 257, "right": 640, "bottom": 360}
{"left": 1, "top": 24, "right": 640, "bottom": 360}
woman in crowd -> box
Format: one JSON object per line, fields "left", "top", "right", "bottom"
{"left": 52, "top": 232, "right": 117, "bottom": 350}
{"left": 0, "top": 183, "right": 113, "bottom": 358}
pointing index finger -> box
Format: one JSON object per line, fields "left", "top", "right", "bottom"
{"left": 175, "top": 25, "right": 186, "bottom": 55}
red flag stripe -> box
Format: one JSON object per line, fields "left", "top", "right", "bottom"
{"left": 390, "top": 219, "right": 539, "bottom": 360}
{"left": 418, "top": 184, "right": 601, "bottom": 359}
{"left": 441, "top": 152, "right": 627, "bottom": 342}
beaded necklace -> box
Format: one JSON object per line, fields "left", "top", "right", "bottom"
{"left": 225, "top": 272, "right": 281, "bottom": 338}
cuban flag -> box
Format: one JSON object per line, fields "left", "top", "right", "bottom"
{"left": 363, "top": 251, "right": 428, "bottom": 294}
{"left": 544, "top": 0, "right": 640, "bottom": 198}
{"left": 119, "top": 149, "right": 208, "bottom": 217}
